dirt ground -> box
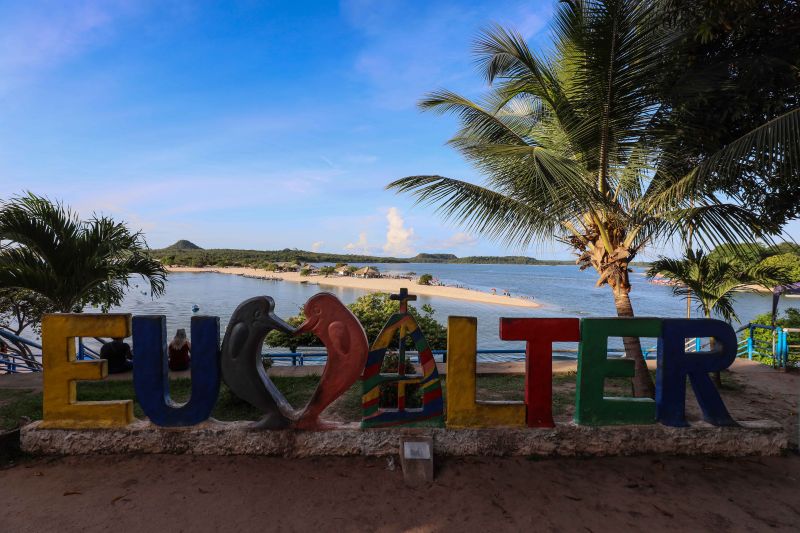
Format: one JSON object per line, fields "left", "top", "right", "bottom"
{"left": 0, "top": 454, "right": 798, "bottom": 532}
{"left": 0, "top": 360, "right": 796, "bottom": 532}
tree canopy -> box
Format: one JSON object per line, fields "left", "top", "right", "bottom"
{"left": 0, "top": 193, "right": 166, "bottom": 312}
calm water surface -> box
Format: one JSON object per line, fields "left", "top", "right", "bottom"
{"left": 102, "top": 264, "right": 794, "bottom": 355}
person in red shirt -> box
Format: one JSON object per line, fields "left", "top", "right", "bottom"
{"left": 168, "top": 329, "right": 191, "bottom": 371}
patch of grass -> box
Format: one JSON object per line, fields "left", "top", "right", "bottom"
{"left": 475, "top": 375, "right": 526, "bottom": 401}
{"left": 0, "top": 367, "right": 748, "bottom": 427}
{"left": 0, "top": 389, "right": 42, "bottom": 430}
{"left": 330, "top": 383, "right": 364, "bottom": 422}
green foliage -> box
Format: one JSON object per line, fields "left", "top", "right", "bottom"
{"left": 265, "top": 292, "right": 447, "bottom": 351}
{"left": 299, "top": 267, "right": 311, "bottom": 276}
{"left": 417, "top": 273, "right": 433, "bottom": 285}
{"left": 706, "top": 242, "right": 800, "bottom": 284}
{"left": 657, "top": 0, "right": 800, "bottom": 227}
{"left": 647, "top": 249, "right": 792, "bottom": 322}
{"left": 0, "top": 288, "right": 54, "bottom": 336}
{"left": 747, "top": 308, "right": 800, "bottom": 366}
{"left": 346, "top": 293, "right": 447, "bottom": 350}
{"left": 149, "top": 246, "right": 542, "bottom": 267}
{"left": 0, "top": 193, "right": 167, "bottom": 312}
{"left": 264, "top": 313, "right": 316, "bottom": 352}
{"left": 762, "top": 254, "right": 800, "bottom": 283}
{"left": 319, "top": 266, "right": 336, "bottom": 276}
{"left": 0, "top": 389, "right": 42, "bottom": 430}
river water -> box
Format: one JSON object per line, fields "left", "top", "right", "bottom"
{"left": 102, "top": 264, "right": 794, "bottom": 358}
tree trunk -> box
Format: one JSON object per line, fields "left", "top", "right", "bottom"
{"left": 612, "top": 287, "right": 656, "bottom": 398}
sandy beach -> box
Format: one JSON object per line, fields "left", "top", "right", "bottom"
{"left": 166, "top": 266, "right": 540, "bottom": 309}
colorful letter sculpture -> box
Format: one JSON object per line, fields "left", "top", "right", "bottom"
{"left": 38, "top": 296, "right": 748, "bottom": 434}
{"left": 656, "top": 319, "right": 738, "bottom": 427}
{"left": 221, "top": 296, "right": 296, "bottom": 429}
{"left": 575, "top": 318, "right": 659, "bottom": 426}
{"left": 41, "top": 313, "right": 133, "bottom": 429}
{"left": 499, "top": 318, "right": 580, "bottom": 428}
{"left": 446, "top": 316, "right": 525, "bottom": 428}
{"left": 361, "top": 289, "right": 444, "bottom": 428}
{"left": 133, "top": 315, "right": 221, "bottom": 427}
{"left": 292, "top": 293, "right": 368, "bottom": 429}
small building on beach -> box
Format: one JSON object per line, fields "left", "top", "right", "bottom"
{"left": 275, "top": 262, "right": 299, "bottom": 272}
{"left": 354, "top": 266, "right": 380, "bottom": 278}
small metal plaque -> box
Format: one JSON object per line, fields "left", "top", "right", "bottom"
{"left": 403, "top": 441, "right": 431, "bottom": 460}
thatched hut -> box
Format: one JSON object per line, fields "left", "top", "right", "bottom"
{"left": 354, "top": 266, "right": 380, "bottom": 278}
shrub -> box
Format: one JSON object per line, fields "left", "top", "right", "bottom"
{"left": 265, "top": 292, "right": 447, "bottom": 351}
{"left": 744, "top": 308, "right": 800, "bottom": 366}
{"left": 418, "top": 273, "right": 433, "bottom": 285}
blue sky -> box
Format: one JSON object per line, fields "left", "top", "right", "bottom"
{"left": 0, "top": 1, "right": 796, "bottom": 259}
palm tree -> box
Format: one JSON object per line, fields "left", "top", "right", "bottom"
{"left": 647, "top": 249, "right": 789, "bottom": 385}
{"left": 646, "top": 250, "right": 790, "bottom": 323}
{"left": 0, "top": 193, "right": 167, "bottom": 313}
{"left": 387, "top": 1, "right": 798, "bottom": 397}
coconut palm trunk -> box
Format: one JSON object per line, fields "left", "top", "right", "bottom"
{"left": 609, "top": 277, "right": 654, "bottom": 398}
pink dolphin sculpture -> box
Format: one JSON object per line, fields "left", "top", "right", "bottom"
{"left": 292, "top": 293, "right": 369, "bottom": 429}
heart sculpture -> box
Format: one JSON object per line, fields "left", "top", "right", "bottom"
{"left": 220, "top": 293, "right": 368, "bottom": 430}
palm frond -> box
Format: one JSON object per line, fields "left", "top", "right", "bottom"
{"left": 386, "top": 175, "right": 563, "bottom": 249}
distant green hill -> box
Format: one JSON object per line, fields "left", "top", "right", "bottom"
{"left": 410, "top": 253, "right": 458, "bottom": 262}
{"left": 150, "top": 245, "right": 552, "bottom": 267}
{"left": 163, "top": 240, "right": 203, "bottom": 251}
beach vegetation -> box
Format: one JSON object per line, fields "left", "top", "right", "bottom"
{"left": 387, "top": 1, "right": 798, "bottom": 397}
{"left": 647, "top": 250, "right": 791, "bottom": 323}
{"left": 150, "top": 246, "right": 546, "bottom": 267}
{"left": 0, "top": 193, "right": 166, "bottom": 313}
{"left": 748, "top": 308, "right": 800, "bottom": 367}
{"left": 417, "top": 273, "right": 434, "bottom": 285}
{"left": 265, "top": 292, "right": 447, "bottom": 352}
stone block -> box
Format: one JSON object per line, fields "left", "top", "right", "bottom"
{"left": 400, "top": 436, "right": 434, "bottom": 485}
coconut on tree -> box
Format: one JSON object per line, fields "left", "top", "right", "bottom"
{"left": 387, "top": 1, "right": 798, "bottom": 397}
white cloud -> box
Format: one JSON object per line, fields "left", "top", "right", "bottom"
{"left": 443, "top": 232, "right": 478, "bottom": 248}
{"left": 311, "top": 241, "right": 324, "bottom": 252}
{"left": 382, "top": 207, "right": 415, "bottom": 255}
{"left": 345, "top": 232, "right": 371, "bottom": 254}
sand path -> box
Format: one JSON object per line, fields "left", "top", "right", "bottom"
{"left": 0, "top": 454, "right": 798, "bottom": 532}
{"left": 166, "top": 266, "right": 541, "bottom": 309}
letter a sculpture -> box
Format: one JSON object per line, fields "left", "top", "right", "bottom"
{"left": 361, "top": 288, "right": 444, "bottom": 428}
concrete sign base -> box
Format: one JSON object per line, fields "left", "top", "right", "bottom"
{"left": 20, "top": 419, "right": 786, "bottom": 458}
